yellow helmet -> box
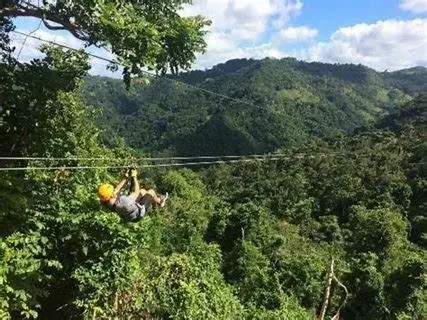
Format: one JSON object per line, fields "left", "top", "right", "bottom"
{"left": 97, "top": 184, "right": 114, "bottom": 202}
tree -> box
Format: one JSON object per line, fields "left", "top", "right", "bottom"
{"left": 0, "top": 0, "right": 210, "bottom": 82}
{"left": 0, "top": 45, "right": 91, "bottom": 157}
{"left": 348, "top": 206, "right": 408, "bottom": 262}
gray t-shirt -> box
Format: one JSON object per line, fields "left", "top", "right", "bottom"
{"left": 113, "top": 195, "right": 145, "bottom": 220}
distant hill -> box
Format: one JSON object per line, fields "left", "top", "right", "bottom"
{"left": 80, "top": 58, "right": 427, "bottom": 155}
{"left": 383, "top": 66, "right": 427, "bottom": 94}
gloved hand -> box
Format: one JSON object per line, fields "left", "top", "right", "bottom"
{"left": 130, "top": 168, "right": 138, "bottom": 178}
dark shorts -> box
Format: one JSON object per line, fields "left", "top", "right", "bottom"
{"left": 114, "top": 195, "right": 146, "bottom": 221}
{"left": 127, "top": 203, "right": 146, "bottom": 221}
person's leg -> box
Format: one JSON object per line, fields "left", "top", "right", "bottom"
{"left": 139, "top": 189, "right": 161, "bottom": 204}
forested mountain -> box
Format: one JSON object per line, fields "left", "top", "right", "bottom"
{"left": 80, "top": 58, "right": 426, "bottom": 156}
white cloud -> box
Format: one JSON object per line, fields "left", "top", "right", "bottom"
{"left": 183, "top": 2, "right": 426, "bottom": 72}
{"left": 278, "top": 26, "right": 318, "bottom": 42}
{"left": 302, "top": 19, "right": 427, "bottom": 71}
{"left": 400, "top": 0, "right": 427, "bottom": 13}
{"left": 194, "top": 41, "right": 287, "bottom": 70}
{"left": 182, "top": 0, "right": 304, "bottom": 69}
{"left": 225, "top": 0, "right": 276, "bottom": 39}
{"left": 271, "top": 0, "right": 303, "bottom": 29}
{"left": 183, "top": 0, "right": 297, "bottom": 40}
{"left": 193, "top": 0, "right": 304, "bottom": 38}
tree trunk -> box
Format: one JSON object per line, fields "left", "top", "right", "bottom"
{"left": 318, "top": 259, "right": 335, "bottom": 320}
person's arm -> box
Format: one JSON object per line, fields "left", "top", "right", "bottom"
{"left": 130, "top": 169, "right": 140, "bottom": 200}
{"left": 106, "top": 177, "right": 127, "bottom": 206}
{"left": 133, "top": 176, "right": 140, "bottom": 194}
{"left": 113, "top": 177, "right": 127, "bottom": 196}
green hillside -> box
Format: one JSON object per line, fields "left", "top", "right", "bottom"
{"left": 81, "top": 58, "right": 421, "bottom": 155}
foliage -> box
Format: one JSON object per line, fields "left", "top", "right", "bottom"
{"left": 0, "top": 0, "right": 210, "bottom": 83}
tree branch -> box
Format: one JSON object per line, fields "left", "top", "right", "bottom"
{"left": 0, "top": 7, "right": 31, "bottom": 17}
{"left": 1, "top": 5, "right": 91, "bottom": 42}
{"left": 42, "top": 19, "right": 66, "bottom": 31}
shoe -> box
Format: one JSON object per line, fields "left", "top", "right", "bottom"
{"left": 159, "top": 192, "right": 169, "bottom": 208}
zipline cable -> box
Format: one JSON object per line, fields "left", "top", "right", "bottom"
{"left": 11, "top": 30, "right": 268, "bottom": 112}
{"left": 0, "top": 157, "right": 287, "bottom": 171}
{"left": 2, "top": 151, "right": 424, "bottom": 164}
{"left": 1, "top": 157, "right": 425, "bottom": 172}
{"left": 16, "top": 16, "right": 42, "bottom": 60}
{"left": 0, "top": 152, "right": 335, "bottom": 162}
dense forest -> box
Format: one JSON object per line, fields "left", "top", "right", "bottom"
{"left": 1, "top": 1, "right": 427, "bottom": 319}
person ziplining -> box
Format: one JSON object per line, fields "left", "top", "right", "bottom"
{"left": 97, "top": 168, "right": 168, "bottom": 221}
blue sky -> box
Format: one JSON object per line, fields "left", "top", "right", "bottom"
{"left": 11, "top": 0, "right": 427, "bottom": 76}
{"left": 295, "top": 0, "right": 419, "bottom": 38}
